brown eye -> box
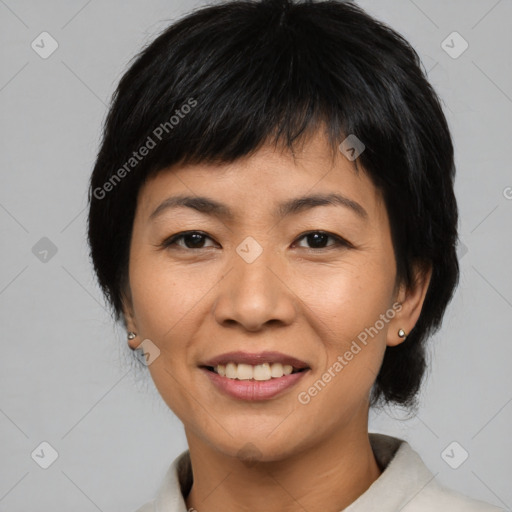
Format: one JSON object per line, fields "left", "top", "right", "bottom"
{"left": 162, "top": 231, "right": 217, "bottom": 249}
{"left": 294, "top": 231, "right": 349, "bottom": 250}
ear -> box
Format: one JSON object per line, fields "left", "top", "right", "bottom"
{"left": 387, "top": 261, "right": 432, "bottom": 347}
{"left": 121, "top": 286, "right": 140, "bottom": 350}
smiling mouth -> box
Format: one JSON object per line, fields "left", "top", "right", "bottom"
{"left": 203, "top": 362, "right": 308, "bottom": 381}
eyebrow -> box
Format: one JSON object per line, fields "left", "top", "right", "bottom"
{"left": 149, "top": 192, "right": 368, "bottom": 222}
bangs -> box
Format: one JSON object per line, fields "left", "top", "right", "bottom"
{"left": 103, "top": 0, "right": 418, "bottom": 181}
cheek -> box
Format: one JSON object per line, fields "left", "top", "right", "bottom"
{"left": 129, "top": 257, "right": 210, "bottom": 343}
{"left": 290, "top": 259, "right": 395, "bottom": 407}
{"left": 295, "top": 259, "right": 395, "bottom": 347}
{"left": 128, "top": 259, "right": 208, "bottom": 417}
{"left": 292, "top": 267, "right": 392, "bottom": 422}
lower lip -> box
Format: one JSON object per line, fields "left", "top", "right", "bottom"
{"left": 200, "top": 367, "right": 309, "bottom": 401}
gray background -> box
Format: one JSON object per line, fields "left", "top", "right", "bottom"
{"left": 1, "top": 0, "right": 511, "bottom": 510}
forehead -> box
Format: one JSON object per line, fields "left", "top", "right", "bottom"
{"left": 136, "top": 131, "right": 385, "bottom": 224}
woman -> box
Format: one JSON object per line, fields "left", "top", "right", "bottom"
{"left": 87, "top": 0, "right": 503, "bottom": 510}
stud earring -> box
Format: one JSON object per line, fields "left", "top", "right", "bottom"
{"left": 127, "top": 331, "right": 137, "bottom": 340}
{"left": 398, "top": 329, "right": 406, "bottom": 338}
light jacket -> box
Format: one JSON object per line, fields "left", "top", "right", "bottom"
{"left": 134, "top": 433, "right": 504, "bottom": 511}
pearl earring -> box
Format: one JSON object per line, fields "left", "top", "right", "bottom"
{"left": 398, "top": 329, "right": 406, "bottom": 338}
{"left": 127, "top": 331, "right": 137, "bottom": 340}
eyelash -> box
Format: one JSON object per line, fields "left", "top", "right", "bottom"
{"left": 159, "top": 230, "right": 352, "bottom": 251}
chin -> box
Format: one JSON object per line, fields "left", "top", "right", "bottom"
{"left": 206, "top": 429, "right": 306, "bottom": 464}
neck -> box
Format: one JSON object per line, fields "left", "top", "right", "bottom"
{"left": 184, "top": 412, "right": 382, "bottom": 512}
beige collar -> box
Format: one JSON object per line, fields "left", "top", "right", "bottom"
{"left": 145, "top": 433, "right": 498, "bottom": 512}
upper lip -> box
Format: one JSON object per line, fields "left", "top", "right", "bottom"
{"left": 200, "top": 351, "right": 310, "bottom": 370}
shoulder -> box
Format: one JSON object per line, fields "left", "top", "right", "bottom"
{"left": 403, "top": 479, "right": 505, "bottom": 512}
{"left": 365, "top": 433, "right": 504, "bottom": 512}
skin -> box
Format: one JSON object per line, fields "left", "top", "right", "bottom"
{"left": 122, "top": 129, "right": 432, "bottom": 512}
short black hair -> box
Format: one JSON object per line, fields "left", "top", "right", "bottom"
{"left": 87, "top": 0, "right": 459, "bottom": 410}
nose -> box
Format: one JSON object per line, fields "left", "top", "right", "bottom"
{"left": 212, "top": 242, "right": 297, "bottom": 332}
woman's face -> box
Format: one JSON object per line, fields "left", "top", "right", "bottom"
{"left": 124, "top": 131, "right": 425, "bottom": 461}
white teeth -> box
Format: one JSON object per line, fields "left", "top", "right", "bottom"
{"left": 253, "top": 363, "right": 271, "bottom": 381}
{"left": 283, "top": 364, "right": 293, "bottom": 375}
{"left": 270, "top": 363, "right": 284, "bottom": 378}
{"left": 225, "top": 362, "right": 237, "bottom": 379}
{"left": 237, "top": 363, "right": 253, "bottom": 380}
{"left": 212, "top": 362, "right": 301, "bottom": 380}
